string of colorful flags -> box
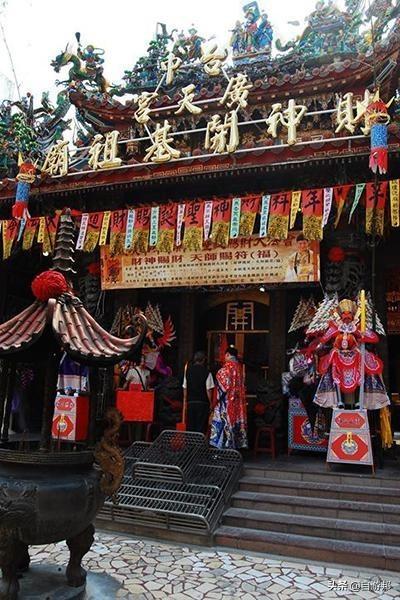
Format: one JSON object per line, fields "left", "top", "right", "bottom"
{"left": 1, "top": 179, "right": 399, "bottom": 260}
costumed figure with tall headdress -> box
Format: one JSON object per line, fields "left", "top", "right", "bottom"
{"left": 305, "top": 296, "right": 389, "bottom": 410}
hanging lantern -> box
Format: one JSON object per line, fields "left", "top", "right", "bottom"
{"left": 12, "top": 160, "right": 36, "bottom": 219}
{"left": 365, "top": 93, "right": 393, "bottom": 175}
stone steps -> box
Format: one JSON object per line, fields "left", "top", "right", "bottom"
{"left": 214, "top": 525, "right": 400, "bottom": 571}
{"left": 240, "top": 475, "right": 400, "bottom": 504}
{"left": 215, "top": 463, "right": 400, "bottom": 570}
{"left": 223, "top": 506, "right": 400, "bottom": 546}
{"left": 231, "top": 489, "right": 400, "bottom": 524}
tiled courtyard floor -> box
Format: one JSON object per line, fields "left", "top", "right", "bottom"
{"left": 30, "top": 530, "right": 400, "bottom": 599}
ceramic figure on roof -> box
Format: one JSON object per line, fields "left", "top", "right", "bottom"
{"left": 51, "top": 34, "right": 108, "bottom": 93}
{"left": 276, "top": 0, "right": 362, "bottom": 61}
{"left": 230, "top": 1, "right": 273, "bottom": 57}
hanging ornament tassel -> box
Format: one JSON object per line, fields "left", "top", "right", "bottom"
{"left": 369, "top": 123, "right": 388, "bottom": 175}
{"left": 12, "top": 161, "right": 36, "bottom": 219}
{"left": 364, "top": 92, "right": 393, "bottom": 176}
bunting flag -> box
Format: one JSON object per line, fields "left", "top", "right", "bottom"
{"left": 37, "top": 216, "right": 45, "bottom": 243}
{"left": 302, "top": 189, "right": 324, "bottom": 240}
{"left": 183, "top": 201, "right": 204, "bottom": 251}
{"left": 157, "top": 204, "right": 177, "bottom": 252}
{"left": 333, "top": 185, "right": 352, "bottom": 228}
{"left": 390, "top": 180, "right": 400, "bottom": 227}
{"left": 365, "top": 181, "right": 388, "bottom": 236}
{"left": 76, "top": 214, "right": 89, "bottom": 250}
{"left": 132, "top": 207, "right": 150, "bottom": 253}
{"left": 125, "top": 209, "right": 135, "bottom": 250}
{"left": 211, "top": 198, "right": 232, "bottom": 247}
{"left": 2, "top": 219, "right": 19, "bottom": 259}
{"left": 259, "top": 194, "right": 271, "bottom": 238}
{"left": 176, "top": 203, "right": 185, "bottom": 246}
{"left": 289, "top": 191, "right": 301, "bottom": 229}
{"left": 267, "top": 192, "right": 291, "bottom": 239}
{"left": 149, "top": 206, "right": 160, "bottom": 247}
{"left": 99, "top": 210, "right": 111, "bottom": 246}
{"left": 22, "top": 217, "right": 40, "bottom": 251}
{"left": 203, "top": 201, "right": 213, "bottom": 241}
{"left": 110, "top": 210, "right": 128, "bottom": 255}
{"left": 348, "top": 183, "right": 365, "bottom": 224}
{"left": 17, "top": 218, "right": 26, "bottom": 242}
{"left": 42, "top": 214, "right": 60, "bottom": 255}
{"left": 323, "top": 187, "right": 333, "bottom": 226}
{"left": 83, "top": 212, "right": 103, "bottom": 253}
{"left": 240, "top": 196, "right": 259, "bottom": 237}
{"left": 230, "top": 197, "right": 241, "bottom": 239}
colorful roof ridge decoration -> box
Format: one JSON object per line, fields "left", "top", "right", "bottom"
{"left": 0, "top": 209, "right": 147, "bottom": 364}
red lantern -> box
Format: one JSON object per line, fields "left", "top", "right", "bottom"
{"left": 328, "top": 246, "right": 345, "bottom": 263}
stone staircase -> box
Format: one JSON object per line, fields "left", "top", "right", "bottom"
{"left": 214, "top": 461, "right": 400, "bottom": 571}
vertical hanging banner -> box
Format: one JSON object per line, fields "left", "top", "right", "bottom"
{"left": 211, "top": 198, "right": 232, "bottom": 247}
{"left": 43, "top": 214, "right": 60, "bottom": 255}
{"left": 99, "top": 210, "right": 111, "bottom": 246}
{"left": 176, "top": 203, "right": 186, "bottom": 247}
{"left": 390, "top": 180, "right": 400, "bottom": 227}
{"left": 157, "top": 204, "right": 177, "bottom": 252}
{"left": 132, "top": 207, "right": 151, "bottom": 253}
{"left": 203, "top": 201, "right": 213, "bottom": 241}
{"left": 22, "top": 217, "right": 40, "bottom": 251}
{"left": 149, "top": 206, "right": 160, "bottom": 247}
{"left": 268, "top": 192, "right": 291, "bottom": 239}
{"left": 259, "top": 194, "right": 271, "bottom": 238}
{"left": 230, "top": 197, "right": 241, "bottom": 239}
{"left": 183, "top": 201, "right": 204, "bottom": 251}
{"left": 289, "top": 191, "right": 301, "bottom": 229}
{"left": 83, "top": 212, "right": 103, "bottom": 253}
{"left": 240, "top": 196, "right": 259, "bottom": 237}
{"left": 322, "top": 187, "right": 333, "bottom": 226}
{"left": 365, "top": 181, "right": 388, "bottom": 236}
{"left": 333, "top": 184, "right": 352, "bottom": 227}
{"left": 76, "top": 214, "right": 89, "bottom": 250}
{"left": 125, "top": 209, "right": 136, "bottom": 250}
{"left": 348, "top": 183, "right": 365, "bottom": 224}
{"left": 110, "top": 210, "right": 128, "bottom": 255}
{"left": 302, "top": 189, "right": 324, "bottom": 240}
{"left": 2, "top": 219, "right": 19, "bottom": 260}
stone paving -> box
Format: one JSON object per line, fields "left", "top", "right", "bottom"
{"left": 29, "top": 530, "right": 400, "bottom": 599}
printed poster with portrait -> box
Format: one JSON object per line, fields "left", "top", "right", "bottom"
{"left": 100, "top": 231, "right": 320, "bottom": 290}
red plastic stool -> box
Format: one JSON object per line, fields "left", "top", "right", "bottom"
{"left": 254, "top": 425, "right": 277, "bottom": 459}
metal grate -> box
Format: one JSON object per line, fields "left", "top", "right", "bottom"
{"left": 98, "top": 431, "right": 242, "bottom": 535}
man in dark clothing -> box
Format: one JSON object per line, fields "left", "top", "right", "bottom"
{"left": 182, "top": 351, "right": 214, "bottom": 434}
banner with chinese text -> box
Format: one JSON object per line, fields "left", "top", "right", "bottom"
{"left": 100, "top": 232, "right": 320, "bottom": 290}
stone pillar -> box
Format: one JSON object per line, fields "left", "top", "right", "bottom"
{"left": 177, "top": 292, "right": 196, "bottom": 375}
{"left": 268, "top": 290, "right": 287, "bottom": 382}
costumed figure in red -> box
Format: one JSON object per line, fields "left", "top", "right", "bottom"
{"left": 308, "top": 297, "right": 389, "bottom": 410}
{"left": 209, "top": 345, "right": 247, "bottom": 449}
{"left": 143, "top": 302, "right": 175, "bottom": 385}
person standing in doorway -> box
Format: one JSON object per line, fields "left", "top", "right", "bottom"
{"left": 182, "top": 351, "right": 214, "bottom": 434}
{"left": 210, "top": 345, "right": 248, "bottom": 450}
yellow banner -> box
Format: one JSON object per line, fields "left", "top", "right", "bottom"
{"left": 99, "top": 211, "right": 111, "bottom": 246}
{"left": 101, "top": 232, "right": 320, "bottom": 290}
{"left": 37, "top": 217, "right": 45, "bottom": 243}
{"left": 289, "top": 191, "right": 301, "bottom": 229}
{"left": 390, "top": 180, "right": 400, "bottom": 227}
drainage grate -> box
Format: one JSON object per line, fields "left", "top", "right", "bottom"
{"left": 98, "top": 431, "right": 242, "bottom": 534}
